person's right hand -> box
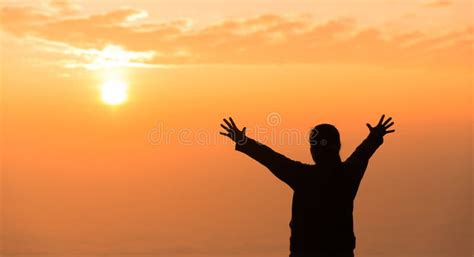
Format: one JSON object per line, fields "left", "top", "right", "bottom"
{"left": 220, "top": 117, "right": 247, "bottom": 144}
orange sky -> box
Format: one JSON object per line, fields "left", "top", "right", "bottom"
{"left": 0, "top": 1, "right": 472, "bottom": 257}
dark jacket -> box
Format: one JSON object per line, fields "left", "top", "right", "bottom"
{"left": 235, "top": 134, "right": 383, "bottom": 253}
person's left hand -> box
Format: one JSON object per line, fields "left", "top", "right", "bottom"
{"left": 366, "top": 114, "right": 395, "bottom": 138}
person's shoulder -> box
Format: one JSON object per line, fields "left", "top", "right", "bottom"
{"left": 342, "top": 159, "right": 360, "bottom": 169}
{"left": 299, "top": 162, "right": 316, "bottom": 170}
{"left": 341, "top": 158, "right": 367, "bottom": 180}
{"left": 292, "top": 162, "right": 315, "bottom": 176}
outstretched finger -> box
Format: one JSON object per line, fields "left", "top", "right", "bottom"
{"left": 366, "top": 123, "right": 373, "bottom": 130}
{"left": 385, "top": 129, "right": 395, "bottom": 134}
{"left": 385, "top": 122, "right": 395, "bottom": 129}
{"left": 220, "top": 124, "right": 231, "bottom": 132}
{"left": 382, "top": 117, "right": 392, "bottom": 126}
{"left": 377, "top": 114, "right": 385, "bottom": 126}
{"left": 223, "top": 118, "right": 233, "bottom": 129}
{"left": 219, "top": 132, "right": 231, "bottom": 138}
{"left": 229, "top": 117, "right": 237, "bottom": 129}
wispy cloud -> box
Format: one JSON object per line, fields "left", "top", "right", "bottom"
{"left": 1, "top": 4, "right": 472, "bottom": 69}
{"left": 424, "top": 0, "right": 453, "bottom": 7}
{"left": 49, "top": 0, "right": 82, "bottom": 15}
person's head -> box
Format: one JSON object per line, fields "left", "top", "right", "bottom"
{"left": 309, "top": 124, "right": 341, "bottom": 164}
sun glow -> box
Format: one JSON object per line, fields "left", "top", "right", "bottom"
{"left": 101, "top": 80, "right": 128, "bottom": 105}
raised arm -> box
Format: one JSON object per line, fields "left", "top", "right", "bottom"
{"left": 346, "top": 114, "right": 395, "bottom": 181}
{"left": 220, "top": 117, "right": 304, "bottom": 188}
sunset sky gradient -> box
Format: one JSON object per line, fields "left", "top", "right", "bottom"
{"left": 0, "top": 1, "right": 472, "bottom": 257}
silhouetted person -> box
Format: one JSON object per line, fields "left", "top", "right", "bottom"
{"left": 220, "top": 115, "right": 395, "bottom": 257}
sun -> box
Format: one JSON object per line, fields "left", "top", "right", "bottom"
{"left": 101, "top": 80, "right": 128, "bottom": 105}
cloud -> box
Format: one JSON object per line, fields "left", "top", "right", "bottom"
{"left": 424, "top": 0, "right": 453, "bottom": 7}
{"left": 49, "top": 0, "right": 81, "bottom": 15}
{"left": 0, "top": 5, "right": 472, "bottom": 69}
